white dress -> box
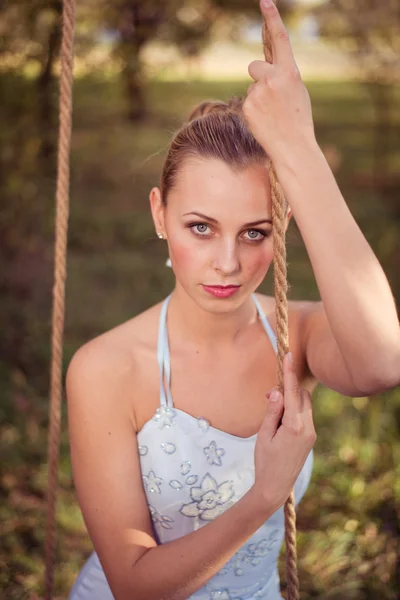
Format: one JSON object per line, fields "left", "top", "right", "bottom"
{"left": 69, "top": 294, "right": 314, "bottom": 599}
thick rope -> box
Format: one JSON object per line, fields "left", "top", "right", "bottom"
{"left": 44, "top": 0, "right": 76, "bottom": 598}
{"left": 262, "top": 6, "right": 299, "bottom": 600}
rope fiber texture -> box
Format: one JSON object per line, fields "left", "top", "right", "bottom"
{"left": 44, "top": 0, "right": 76, "bottom": 598}
{"left": 262, "top": 4, "right": 299, "bottom": 599}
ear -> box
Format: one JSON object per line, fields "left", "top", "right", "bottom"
{"left": 284, "top": 205, "right": 293, "bottom": 232}
{"left": 149, "top": 187, "right": 166, "bottom": 237}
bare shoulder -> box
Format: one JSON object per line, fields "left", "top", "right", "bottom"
{"left": 66, "top": 300, "right": 164, "bottom": 428}
{"left": 65, "top": 303, "right": 163, "bottom": 595}
{"left": 253, "top": 291, "right": 321, "bottom": 330}
{"left": 254, "top": 292, "right": 321, "bottom": 391}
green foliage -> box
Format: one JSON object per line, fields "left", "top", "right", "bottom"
{"left": 0, "top": 73, "right": 399, "bottom": 599}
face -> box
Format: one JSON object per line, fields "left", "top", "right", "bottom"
{"left": 150, "top": 158, "right": 291, "bottom": 313}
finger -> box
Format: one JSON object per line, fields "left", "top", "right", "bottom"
{"left": 248, "top": 60, "right": 274, "bottom": 82}
{"left": 260, "top": 0, "right": 296, "bottom": 67}
{"left": 300, "top": 389, "right": 314, "bottom": 424}
{"left": 300, "top": 389, "right": 317, "bottom": 440}
{"left": 260, "top": 389, "right": 284, "bottom": 440}
{"left": 301, "top": 388, "right": 312, "bottom": 413}
{"left": 282, "top": 352, "right": 302, "bottom": 415}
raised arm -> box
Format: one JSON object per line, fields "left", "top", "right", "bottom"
{"left": 244, "top": 0, "right": 400, "bottom": 395}
{"left": 67, "top": 343, "right": 315, "bottom": 600}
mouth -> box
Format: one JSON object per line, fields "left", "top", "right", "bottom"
{"left": 204, "top": 285, "right": 240, "bottom": 288}
{"left": 202, "top": 284, "right": 241, "bottom": 298}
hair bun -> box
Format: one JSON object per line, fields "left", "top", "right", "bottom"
{"left": 187, "top": 96, "right": 244, "bottom": 122}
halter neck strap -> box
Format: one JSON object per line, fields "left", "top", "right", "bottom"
{"left": 157, "top": 293, "right": 277, "bottom": 408}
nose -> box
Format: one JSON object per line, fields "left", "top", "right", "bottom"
{"left": 212, "top": 238, "right": 240, "bottom": 276}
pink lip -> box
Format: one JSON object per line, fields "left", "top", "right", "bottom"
{"left": 202, "top": 285, "right": 240, "bottom": 298}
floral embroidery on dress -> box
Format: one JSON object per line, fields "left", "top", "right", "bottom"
{"left": 143, "top": 469, "right": 163, "bottom": 494}
{"left": 242, "top": 531, "right": 280, "bottom": 565}
{"left": 204, "top": 440, "right": 225, "bottom": 466}
{"left": 169, "top": 480, "right": 183, "bottom": 490}
{"left": 160, "top": 442, "right": 176, "bottom": 454}
{"left": 138, "top": 445, "right": 148, "bottom": 456}
{"left": 210, "top": 570, "right": 273, "bottom": 598}
{"left": 149, "top": 505, "right": 174, "bottom": 530}
{"left": 180, "top": 461, "right": 191, "bottom": 475}
{"left": 152, "top": 406, "right": 176, "bottom": 429}
{"left": 210, "top": 590, "right": 231, "bottom": 599}
{"left": 180, "top": 473, "right": 235, "bottom": 521}
{"left": 186, "top": 475, "right": 198, "bottom": 485}
{"left": 197, "top": 417, "right": 210, "bottom": 432}
{"left": 216, "top": 530, "right": 281, "bottom": 579}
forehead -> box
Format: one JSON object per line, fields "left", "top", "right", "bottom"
{"left": 168, "top": 158, "right": 271, "bottom": 219}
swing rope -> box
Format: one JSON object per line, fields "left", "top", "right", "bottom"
{"left": 44, "top": 1, "right": 298, "bottom": 598}
{"left": 44, "top": 0, "right": 76, "bottom": 598}
{"left": 262, "top": 10, "right": 299, "bottom": 598}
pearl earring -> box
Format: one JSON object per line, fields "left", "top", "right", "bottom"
{"left": 157, "top": 232, "right": 163, "bottom": 239}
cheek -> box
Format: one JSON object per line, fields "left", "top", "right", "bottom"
{"left": 168, "top": 233, "right": 204, "bottom": 276}
{"left": 245, "top": 244, "right": 274, "bottom": 277}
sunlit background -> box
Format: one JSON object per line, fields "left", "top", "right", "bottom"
{"left": 1, "top": 1, "right": 399, "bottom": 598}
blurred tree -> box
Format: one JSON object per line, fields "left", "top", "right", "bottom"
{"left": 0, "top": 0, "right": 295, "bottom": 121}
{"left": 100, "top": 1, "right": 178, "bottom": 121}
{"left": 0, "top": 0, "right": 62, "bottom": 156}
{"left": 313, "top": 0, "right": 400, "bottom": 304}
{"left": 99, "top": 0, "right": 294, "bottom": 121}
{"left": 314, "top": 0, "right": 400, "bottom": 182}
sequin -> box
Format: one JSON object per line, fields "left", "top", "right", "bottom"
{"left": 203, "top": 440, "right": 225, "bottom": 466}
{"left": 138, "top": 445, "right": 148, "bottom": 456}
{"left": 180, "top": 461, "right": 191, "bottom": 476}
{"left": 160, "top": 442, "right": 176, "bottom": 454}
{"left": 186, "top": 475, "right": 198, "bottom": 485}
{"left": 197, "top": 417, "right": 210, "bottom": 432}
{"left": 142, "top": 470, "right": 162, "bottom": 494}
{"left": 180, "top": 473, "right": 234, "bottom": 521}
{"left": 169, "top": 480, "right": 183, "bottom": 490}
{"left": 152, "top": 406, "right": 176, "bottom": 429}
{"left": 234, "top": 568, "right": 244, "bottom": 576}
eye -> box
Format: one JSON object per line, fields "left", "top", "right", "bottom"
{"left": 189, "top": 222, "right": 211, "bottom": 236}
{"left": 243, "top": 229, "right": 269, "bottom": 242}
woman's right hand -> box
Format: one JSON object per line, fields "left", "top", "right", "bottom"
{"left": 252, "top": 352, "right": 316, "bottom": 512}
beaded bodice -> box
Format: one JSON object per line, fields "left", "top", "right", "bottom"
{"left": 136, "top": 294, "right": 314, "bottom": 600}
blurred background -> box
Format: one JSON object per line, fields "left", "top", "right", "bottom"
{"left": 1, "top": 0, "right": 399, "bottom": 598}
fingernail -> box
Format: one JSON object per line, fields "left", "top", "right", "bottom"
{"left": 270, "top": 390, "right": 280, "bottom": 402}
{"left": 263, "top": 0, "right": 273, "bottom": 7}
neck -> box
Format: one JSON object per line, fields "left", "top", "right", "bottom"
{"left": 167, "top": 283, "right": 259, "bottom": 349}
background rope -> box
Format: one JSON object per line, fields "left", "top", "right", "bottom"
{"left": 262, "top": 4, "right": 299, "bottom": 599}
{"left": 44, "top": 0, "right": 76, "bottom": 597}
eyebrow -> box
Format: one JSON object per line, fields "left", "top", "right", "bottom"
{"left": 182, "top": 211, "right": 272, "bottom": 226}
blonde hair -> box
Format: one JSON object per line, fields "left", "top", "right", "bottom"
{"left": 160, "top": 97, "right": 269, "bottom": 205}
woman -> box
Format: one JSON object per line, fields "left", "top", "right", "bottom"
{"left": 67, "top": 1, "right": 400, "bottom": 599}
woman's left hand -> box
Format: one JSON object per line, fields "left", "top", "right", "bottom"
{"left": 243, "top": 0, "right": 317, "bottom": 164}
